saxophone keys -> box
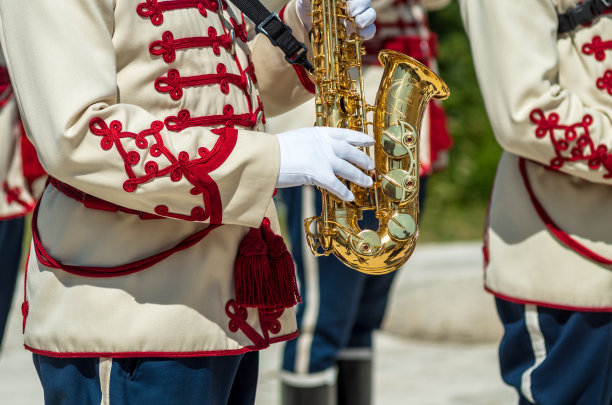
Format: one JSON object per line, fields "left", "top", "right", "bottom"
{"left": 388, "top": 213, "right": 417, "bottom": 241}
{"left": 380, "top": 122, "right": 417, "bottom": 158}
{"left": 380, "top": 169, "right": 417, "bottom": 202}
{"left": 349, "top": 230, "right": 382, "bottom": 256}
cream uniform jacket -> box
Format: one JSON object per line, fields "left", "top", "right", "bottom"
{"left": 460, "top": 0, "right": 612, "bottom": 309}
{"left": 0, "top": 53, "right": 45, "bottom": 220}
{"left": 0, "top": 0, "right": 313, "bottom": 356}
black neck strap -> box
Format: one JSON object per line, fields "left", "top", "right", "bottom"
{"left": 229, "top": 0, "right": 314, "bottom": 72}
{"left": 558, "top": 0, "right": 612, "bottom": 35}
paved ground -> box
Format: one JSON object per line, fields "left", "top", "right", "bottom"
{"left": 0, "top": 242, "right": 518, "bottom": 404}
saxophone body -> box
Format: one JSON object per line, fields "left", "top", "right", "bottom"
{"left": 304, "top": 0, "right": 450, "bottom": 274}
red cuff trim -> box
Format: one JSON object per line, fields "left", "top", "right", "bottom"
{"left": 529, "top": 109, "right": 612, "bottom": 177}
{"left": 519, "top": 157, "right": 612, "bottom": 265}
{"left": 90, "top": 118, "right": 238, "bottom": 223}
{"left": 3, "top": 182, "right": 35, "bottom": 211}
{"left": 20, "top": 125, "right": 46, "bottom": 191}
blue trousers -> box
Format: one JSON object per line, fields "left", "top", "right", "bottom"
{"left": 0, "top": 216, "right": 25, "bottom": 350}
{"left": 281, "top": 181, "right": 427, "bottom": 374}
{"left": 33, "top": 352, "right": 259, "bottom": 405}
{"left": 496, "top": 298, "right": 612, "bottom": 405}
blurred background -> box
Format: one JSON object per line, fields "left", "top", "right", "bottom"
{"left": 419, "top": 1, "right": 501, "bottom": 243}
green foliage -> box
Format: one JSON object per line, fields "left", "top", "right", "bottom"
{"left": 419, "top": 2, "right": 503, "bottom": 242}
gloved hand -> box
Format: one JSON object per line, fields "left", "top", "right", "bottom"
{"left": 296, "top": 0, "right": 377, "bottom": 40}
{"left": 276, "top": 127, "right": 374, "bottom": 202}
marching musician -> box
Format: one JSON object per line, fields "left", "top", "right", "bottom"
{"left": 271, "top": 1, "right": 452, "bottom": 404}
{"left": 460, "top": 0, "right": 612, "bottom": 403}
{"left": 0, "top": 54, "right": 46, "bottom": 353}
{"left": 0, "top": 0, "right": 376, "bottom": 403}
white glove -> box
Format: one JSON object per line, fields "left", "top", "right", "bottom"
{"left": 276, "top": 127, "right": 374, "bottom": 202}
{"left": 297, "top": 0, "right": 377, "bottom": 40}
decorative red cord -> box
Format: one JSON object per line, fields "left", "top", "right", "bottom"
{"left": 582, "top": 35, "right": 612, "bottom": 61}
{"left": 596, "top": 69, "right": 612, "bottom": 95}
{"left": 137, "top": 0, "right": 227, "bottom": 26}
{"left": 155, "top": 65, "right": 250, "bottom": 99}
{"left": 164, "top": 102, "right": 263, "bottom": 132}
{"left": 150, "top": 29, "right": 233, "bottom": 63}
{"left": 31, "top": 201, "right": 221, "bottom": 277}
{"left": 519, "top": 157, "right": 612, "bottom": 265}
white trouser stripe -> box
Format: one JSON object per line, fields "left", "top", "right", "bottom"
{"left": 279, "top": 367, "right": 337, "bottom": 387}
{"left": 337, "top": 347, "right": 373, "bottom": 361}
{"left": 295, "top": 186, "right": 320, "bottom": 375}
{"left": 520, "top": 304, "right": 547, "bottom": 404}
{"left": 99, "top": 357, "right": 112, "bottom": 405}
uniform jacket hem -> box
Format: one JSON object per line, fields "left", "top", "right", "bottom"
{"left": 485, "top": 286, "right": 612, "bottom": 312}
{"left": 24, "top": 330, "right": 299, "bottom": 359}
{"left": 0, "top": 208, "right": 31, "bottom": 221}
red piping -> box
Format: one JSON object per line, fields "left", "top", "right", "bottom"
{"left": 519, "top": 157, "right": 612, "bottom": 265}
{"left": 24, "top": 331, "right": 298, "bottom": 359}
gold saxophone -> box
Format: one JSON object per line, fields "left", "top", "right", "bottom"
{"left": 303, "top": 0, "right": 450, "bottom": 274}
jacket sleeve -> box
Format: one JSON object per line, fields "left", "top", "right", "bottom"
{"left": 250, "top": 0, "right": 315, "bottom": 118}
{"left": 460, "top": 0, "right": 612, "bottom": 185}
{"left": 0, "top": 0, "right": 280, "bottom": 228}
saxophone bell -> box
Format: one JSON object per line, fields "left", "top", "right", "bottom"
{"left": 304, "top": 0, "right": 449, "bottom": 275}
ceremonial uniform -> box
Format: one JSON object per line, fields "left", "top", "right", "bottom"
{"left": 0, "top": 58, "right": 45, "bottom": 350}
{"left": 460, "top": 1, "right": 612, "bottom": 403}
{"left": 272, "top": 1, "right": 451, "bottom": 404}
{"left": 0, "top": 0, "right": 320, "bottom": 402}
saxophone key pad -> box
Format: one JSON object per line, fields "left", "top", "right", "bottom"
{"left": 381, "top": 169, "right": 415, "bottom": 202}
{"left": 349, "top": 230, "right": 382, "bottom": 256}
{"left": 388, "top": 213, "right": 416, "bottom": 241}
{"left": 381, "top": 124, "right": 408, "bottom": 157}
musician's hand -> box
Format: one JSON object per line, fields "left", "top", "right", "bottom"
{"left": 296, "top": 0, "right": 377, "bottom": 40}
{"left": 276, "top": 127, "right": 374, "bottom": 202}
{"left": 347, "top": 0, "right": 377, "bottom": 39}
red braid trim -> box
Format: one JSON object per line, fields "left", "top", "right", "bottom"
{"left": 519, "top": 157, "right": 612, "bottom": 265}
{"left": 165, "top": 102, "right": 264, "bottom": 132}
{"left": 155, "top": 64, "right": 252, "bottom": 100}
{"left": 150, "top": 29, "right": 233, "bottom": 63}
{"left": 137, "top": 0, "right": 227, "bottom": 26}
{"left": 31, "top": 201, "right": 221, "bottom": 278}
{"left": 49, "top": 177, "right": 163, "bottom": 220}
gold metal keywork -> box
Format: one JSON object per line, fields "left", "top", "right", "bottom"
{"left": 303, "top": 0, "right": 450, "bottom": 274}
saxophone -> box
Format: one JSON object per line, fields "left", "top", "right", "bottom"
{"left": 303, "top": 0, "right": 450, "bottom": 275}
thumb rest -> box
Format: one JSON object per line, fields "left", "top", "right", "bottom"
{"left": 304, "top": 0, "right": 450, "bottom": 275}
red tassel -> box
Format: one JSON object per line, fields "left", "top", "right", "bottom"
{"left": 234, "top": 219, "right": 301, "bottom": 309}
{"left": 261, "top": 218, "right": 302, "bottom": 308}
{"left": 234, "top": 226, "right": 276, "bottom": 308}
